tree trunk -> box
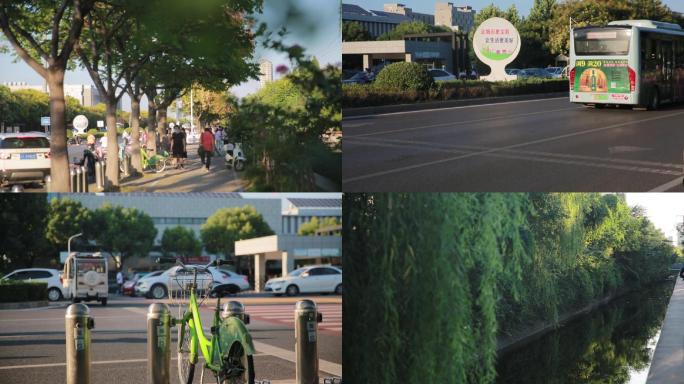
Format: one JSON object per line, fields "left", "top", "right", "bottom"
{"left": 47, "top": 68, "right": 70, "bottom": 192}
{"left": 105, "top": 99, "right": 119, "bottom": 189}
{"left": 129, "top": 96, "right": 143, "bottom": 174}
{"left": 146, "top": 98, "right": 157, "bottom": 154}
{"left": 156, "top": 107, "right": 167, "bottom": 145}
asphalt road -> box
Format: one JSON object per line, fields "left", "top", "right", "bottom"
{"left": 343, "top": 97, "right": 684, "bottom": 191}
{"left": 0, "top": 295, "right": 341, "bottom": 384}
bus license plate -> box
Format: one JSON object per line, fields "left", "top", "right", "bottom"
{"left": 20, "top": 153, "right": 37, "bottom": 160}
{"left": 592, "top": 94, "right": 608, "bottom": 101}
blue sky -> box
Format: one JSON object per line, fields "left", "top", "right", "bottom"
{"left": 345, "top": 0, "right": 684, "bottom": 16}
{"left": 0, "top": 0, "right": 341, "bottom": 111}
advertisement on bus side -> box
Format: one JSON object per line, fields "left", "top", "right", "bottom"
{"left": 573, "top": 59, "right": 630, "bottom": 94}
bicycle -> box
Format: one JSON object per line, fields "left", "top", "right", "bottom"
{"left": 140, "top": 146, "right": 169, "bottom": 173}
{"left": 172, "top": 259, "right": 256, "bottom": 384}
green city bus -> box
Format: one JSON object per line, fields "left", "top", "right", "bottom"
{"left": 570, "top": 20, "right": 684, "bottom": 109}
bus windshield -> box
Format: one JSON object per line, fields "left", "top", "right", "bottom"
{"left": 574, "top": 28, "right": 631, "bottom": 56}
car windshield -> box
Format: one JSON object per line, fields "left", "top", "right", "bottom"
{"left": 350, "top": 72, "right": 367, "bottom": 80}
{"left": 76, "top": 260, "right": 105, "bottom": 273}
{"left": 288, "top": 268, "right": 307, "bottom": 277}
{"left": 1, "top": 137, "right": 50, "bottom": 149}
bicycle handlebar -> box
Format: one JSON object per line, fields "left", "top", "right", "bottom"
{"left": 175, "top": 258, "right": 229, "bottom": 272}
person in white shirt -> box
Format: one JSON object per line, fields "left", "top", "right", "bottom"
{"left": 116, "top": 271, "right": 124, "bottom": 294}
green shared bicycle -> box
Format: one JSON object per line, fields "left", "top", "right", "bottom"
{"left": 172, "top": 259, "right": 255, "bottom": 384}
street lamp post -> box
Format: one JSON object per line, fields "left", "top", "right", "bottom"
{"left": 68, "top": 233, "right": 83, "bottom": 255}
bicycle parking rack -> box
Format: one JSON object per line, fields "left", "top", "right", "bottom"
{"left": 63, "top": 299, "right": 341, "bottom": 384}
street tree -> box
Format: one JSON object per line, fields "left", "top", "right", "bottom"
{"left": 200, "top": 205, "right": 274, "bottom": 260}
{"left": 134, "top": 0, "right": 263, "bottom": 153}
{"left": 77, "top": 1, "right": 149, "bottom": 189}
{"left": 89, "top": 203, "right": 157, "bottom": 271}
{"left": 342, "top": 21, "right": 370, "bottom": 42}
{"left": 161, "top": 227, "right": 202, "bottom": 262}
{"left": 0, "top": 0, "right": 95, "bottom": 192}
{"left": 45, "top": 198, "right": 92, "bottom": 250}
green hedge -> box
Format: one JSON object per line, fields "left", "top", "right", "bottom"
{"left": 342, "top": 78, "right": 568, "bottom": 108}
{"left": 0, "top": 281, "right": 48, "bottom": 302}
{"left": 374, "top": 62, "right": 434, "bottom": 91}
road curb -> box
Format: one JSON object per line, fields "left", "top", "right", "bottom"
{"left": 343, "top": 91, "right": 569, "bottom": 118}
{"left": 0, "top": 300, "right": 49, "bottom": 310}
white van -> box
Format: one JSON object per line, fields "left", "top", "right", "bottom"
{"left": 62, "top": 252, "right": 109, "bottom": 306}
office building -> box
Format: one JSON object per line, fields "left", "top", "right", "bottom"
{"left": 259, "top": 59, "right": 273, "bottom": 87}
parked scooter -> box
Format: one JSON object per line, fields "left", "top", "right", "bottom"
{"left": 223, "top": 142, "right": 246, "bottom": 171}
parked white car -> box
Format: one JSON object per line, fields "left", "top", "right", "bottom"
{"left": 1, "top": 268, "right": 67, "bottom": 301}
{"left": 0, "top": 132, "right": 51, "bottom": 188}
{"left": 264, "top": 265, "right": 342, "bottom": 296}
{"left": 136, "top": 265, "right": 250, "bottom": 299}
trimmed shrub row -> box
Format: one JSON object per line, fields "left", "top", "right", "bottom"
{"left": 0, "top": 281, "right": 48, "bottom": 302}
{"left": 342, "top": 78, "right": 568, "bottom": 108}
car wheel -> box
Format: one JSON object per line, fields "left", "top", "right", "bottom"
{"left": 101, "top": 299, "right": 107, "bottom": 306}
{"left": 285, "top": 284, "right": 299, "bottom": 297}
{"left": 47, "top": 288, "right": 62, "bottom": 302}
{"left": 151, "top": 284, "right": 167, "bottom": 299}
{"left": 335, "top": 284, "right": 342, "bottom": 295}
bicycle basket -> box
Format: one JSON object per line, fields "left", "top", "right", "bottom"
{"left": 169, "top": 266, "right": 215, "bottom": 318}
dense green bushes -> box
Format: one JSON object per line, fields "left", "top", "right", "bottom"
{"left": 342, "top": 78, "right": 568, "bottom": 108}
{"left": 0, "top": 85, "right": 127, "bottom": 132}
{"left": 373, "top": 62, "right": 434, "bottom": 91}
{"left": 0, "top": 281, "right": 48, "bottom": 302}
{"left": 344, "top": 193, "right": 675, "bottom": 384}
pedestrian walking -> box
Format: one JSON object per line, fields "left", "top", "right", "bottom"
{"left": 171, "top": 127, "right": 184, "bottom": 169}
{"left": 214, "top": 127, "right": 223, "bottom": 156}
{"left": 116, "top": 270, "right": 124, "bottom": 295}
{"left": 181, "top": 128, "right": 188, "bottom": 168}
{"left": 199, "top": 127, "right": 215, "bottom": 171}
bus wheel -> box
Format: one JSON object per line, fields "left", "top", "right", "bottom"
{"left": 594, "top": 104, "right": 605, "bottom": 109}
{"left": 648, "top": 89, "right": 659, "bottom": 111}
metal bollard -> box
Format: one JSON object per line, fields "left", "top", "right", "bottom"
{"left": 147, "top": 303, "right": 171, "bottom": 384}
{"left": 123, "top": 154, "right": 131, "bottom": 177}
{"left": 295, "top": 300, "right": 322, "bottom": 384}
{"left": 221, "top": 301, "right": 250, "bottom": 324}
{"left": 65, "top": 304, "right": 94, "bottom": 384}
{"left": 75, "top": 166, "right": 83, "bottom": 192}
{"left": 80, "top": 166, "right": 88, "bottom": 192}
{"left": 95, "top": 161, "right": 104, "bottom": 191}
{"left": 70, "top": 168, "right": 78, "bottom": 192}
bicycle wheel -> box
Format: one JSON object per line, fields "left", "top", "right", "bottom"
{"left": 155, "top": 157, "right": 166, "bottom": 173}
{"left": 177, "top": 321, "right": 196, "bottom": 384}
{"left": 219, "top": 342, "right": 255, "bottom": 384}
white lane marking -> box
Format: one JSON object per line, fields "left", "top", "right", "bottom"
{"left": 123, "top": 306, "right": 149, "bottom": 315}
{"left": 346, "top": 107, "right": 580, "bottom": 138}
{"left": 343, "top": 96, "right": 569, "bottom": 120}
{"left": 0, "top": 315, "right": 139, "bottom": 322}
{"left": 347, "top": 136, "right": 684, "bottom": 170}
{"left": 344, "top": 110, "right": 684, "bottom": 183}
{"left": 649, "top": 176, "right": 684, "bottom": 192}
{"left": 253, "top": 340, "right": 342, "bottom": 377}
{"left": 345, "top": 139, "right": 682, "bottom": 177}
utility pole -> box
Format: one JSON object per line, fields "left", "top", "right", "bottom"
{"left": 68, "top": 233, "right": 83, "bottom": 255}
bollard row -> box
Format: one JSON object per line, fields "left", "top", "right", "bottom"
{"left": 65, "top": 300, "right": 334, "bottom": 384}
{"left": 69, "top": 165, "right": 88, "bottom": 193}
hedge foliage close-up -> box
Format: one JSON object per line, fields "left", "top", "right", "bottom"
{"left": 343, "top": 78, "right": 568, "bottom": 108}
{"left": 0, "top": 281, "right": 48, "bottom": 302}
{"left": 343, "top": 193, "right": 676, "bottom": 384}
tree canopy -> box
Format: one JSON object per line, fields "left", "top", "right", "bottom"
{"left": 161, "top": 226, "right": 201, "bottom": 261}
{"left": 342, "top": 21, "right": 371, "bottom": 42}
{"left": 377, "top": 21, "right": 451, "bottom": 40}
{"left": 297, "top": 217, "right": 340, "bottom": 236}
{"left": 200, "top": 205, "right": 274, "bottom": 259}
